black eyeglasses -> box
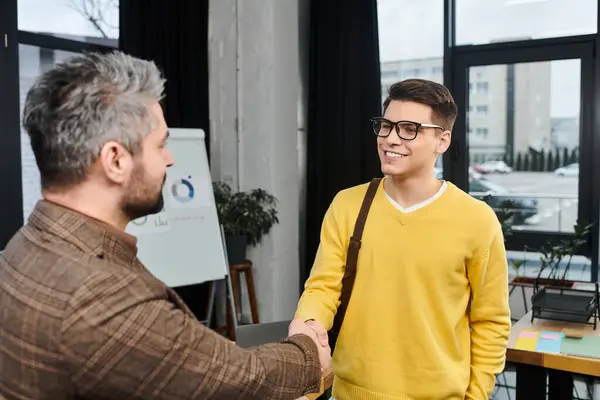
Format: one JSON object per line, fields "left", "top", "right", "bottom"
{"left": 370, "top": 117, "right": 444, "bottom": 141}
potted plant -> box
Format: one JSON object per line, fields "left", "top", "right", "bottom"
{"left": 507, "top": 220, "right": 593, "bottom": 288}
{"left": 511, "top": 258, "right": 525, "bottom": 277}
{"left": 487, "top": 196, "right": 589, "bottom": 288}
{"left": 212, "top": 181, "right": 279, "bottom": 265}
{"left": 533, "top": 218, "right": 593, "bottom": 288}
{"left": 528, "top": 219, "right": 598, "bottom": 326}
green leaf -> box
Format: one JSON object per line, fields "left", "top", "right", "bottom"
{"left": 212, "top": 181, "right": 280, "bottom": 247}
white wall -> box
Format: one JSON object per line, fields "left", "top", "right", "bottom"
{"left": 209, "top": 0, "right": 308, "bottom": 323}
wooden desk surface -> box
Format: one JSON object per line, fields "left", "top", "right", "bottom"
{"left": 297, "top": 369, "right": 334, "bottom": 400}
{"left": 507, "top": 312, "right": 600, "bottom": 377}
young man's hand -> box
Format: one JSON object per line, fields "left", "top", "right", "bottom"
{"left": 305, "top": 320, "right": 329, "bottom": 347}
{"left": 288, "top": 318, "right": 331, "bottom": 371}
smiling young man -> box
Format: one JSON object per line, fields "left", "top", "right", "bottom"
{"left": 293, "top": 79, "right": 511, "bottom": 399}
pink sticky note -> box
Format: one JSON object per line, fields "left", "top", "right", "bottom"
{"left": 540, "top": 333, "right": 559, "bottom": 340}
{"left": 520, "top": 331, "right": 538, "bottom": 338}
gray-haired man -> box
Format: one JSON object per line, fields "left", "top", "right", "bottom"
{"left": 0, "top": 51, "right": 330, "bottom": 400}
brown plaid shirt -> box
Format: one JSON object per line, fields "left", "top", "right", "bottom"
{"left": 0, "top": 201, "right": 321, "bottom": 400}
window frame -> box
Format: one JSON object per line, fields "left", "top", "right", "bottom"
{"left": 443, "top": 0, "right": 600, "bottom": 281}
{"left": 454, "top": 0, "right": 598, "bottom": 48}
{"left": 19, "top": 31, "right": 115, "bottom": 54}
{"left": 0, "top": 0, "right": 115, "bottom": 250}
{"left": 452, "top": 40, "right": 595, "bottom": 259}
{"left": 0, "top": 0, "right": 23, "bottom": 250}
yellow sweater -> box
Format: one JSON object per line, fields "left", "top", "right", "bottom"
{"left": 295, "top": 180, "right": 511, "bottom": 400}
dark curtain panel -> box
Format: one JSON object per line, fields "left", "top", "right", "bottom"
{"left": 303, "top": 0, "right": 382, "bottom": 284}
{"left": 119, "top": 0, "right": 210, "bottom": 147}
{"left": 119, "top": 0, "right": 212, "bottom": 324}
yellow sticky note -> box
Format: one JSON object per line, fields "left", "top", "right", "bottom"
{"left": 514, "top": 330, "right": 539, "bottom": 351}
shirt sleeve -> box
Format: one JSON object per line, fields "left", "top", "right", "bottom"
{"left": 60, "top": 270, "right": 322, "bottom": 400}
{"left": 465, "top": 216, "right": 511, "bottom": 399}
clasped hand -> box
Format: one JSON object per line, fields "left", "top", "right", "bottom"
{"left": 288, "top": 319, "right": 331, "bottom": 371}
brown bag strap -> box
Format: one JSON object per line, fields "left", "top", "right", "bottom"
{"left": 329, "top": 177, "right": 382, "bottom": 349}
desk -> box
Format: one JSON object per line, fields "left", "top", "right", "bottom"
{"left": 507, "top": 311, "right": 600, "bottom": 399}
{"left": 297, "top": 370, "right": 334, "bottom": 400}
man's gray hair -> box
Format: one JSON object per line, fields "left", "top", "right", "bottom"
{"left": 22, "top": 51, "right": 166, "bottom": 189}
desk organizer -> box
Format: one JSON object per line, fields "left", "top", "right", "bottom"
{"left": 531, "top": 280, "right": 599, "bottom": 329}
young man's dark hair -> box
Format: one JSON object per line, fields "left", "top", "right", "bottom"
{"left": 383, "top": 78, "right": 458, "bottom": 131}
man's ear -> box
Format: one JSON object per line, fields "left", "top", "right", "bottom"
{"left": 98, "top": 141, "right": 133, "bottom": 184}
{"left": 436, "top": 130, "right": 452, "bottom": 154}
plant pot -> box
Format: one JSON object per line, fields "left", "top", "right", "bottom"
{"left": 225, "top": 234, "right": 247, "bottom": 265}
{"left": 510, "top": 276, "right": 536, "bottom": 287}
{"left": 511, "top": 276, "right": 575, "bottom": 289}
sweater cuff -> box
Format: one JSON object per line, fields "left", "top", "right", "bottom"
{"left": 294, "top": 310, "right": 331, "bottom": 331}
{"left": 284, "top": 334, "right": 322, "bottom": 395}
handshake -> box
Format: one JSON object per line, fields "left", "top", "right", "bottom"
{"left": 288, "top": 319, "right": 332, "bottom": 371}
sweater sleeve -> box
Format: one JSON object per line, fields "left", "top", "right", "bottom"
{"left": 465, "top": 216, "right": 511, "bottom": 399}
{"left": 295, "top": 194, "right": 347, "bottom": 330}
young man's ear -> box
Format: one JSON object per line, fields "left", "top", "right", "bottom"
{"left": 436, "top": 130, "right": 452, "bottom": 154}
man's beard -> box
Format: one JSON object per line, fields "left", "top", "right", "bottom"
{"left": 122, "top": 174, "right": 167, "bottom": 221}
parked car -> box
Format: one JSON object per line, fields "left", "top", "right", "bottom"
{"left": 473, "top": 160, "right": 513, "bottom": 174}
{"left": 469, "top": 178, "right": 538, "bottom": 225}
{"left": 554, "top": 163, "right": 579, "bottom": 177}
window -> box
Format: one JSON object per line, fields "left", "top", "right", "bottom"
{"left": 401, "top": 68, "right": 420, "bottom": 77}
{"left": 467, "top": 60, "right": 581, "bottom": 235}
{"left": 469, "top": 179, "right": 487, "bottom": 193}
{"left": 1, "top": 0, "right": 117, "bottom": 249}
{"left": 18, "top": 0, "right": 119, "bottom": 42}
{"left": 456, "top": 0, "right": 597, "bottom": 46}
{"left": 475, "top": 127, "right": 489, "bottom": 138}
{"left": 378, "top": 0, "right": 445, "bottom": 171}
{"left": 378, "top": 0, "right": 444, "bottom": 84}
{"left": 19, "top": 45, "right": 79, "bottom": 220}
{"left": 470, "top": 82, "right": 489, "bottom": 94}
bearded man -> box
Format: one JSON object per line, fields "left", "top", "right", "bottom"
{"left": 0, "top": 51, "right": 329, "bottom": 400}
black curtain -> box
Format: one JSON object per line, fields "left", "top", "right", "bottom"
{"left": 303, "top": 0, "right": 382, "bottom": 283}
{"left": 119, "top": 0, "right": 212, "bottom": 324}
{"left": 119, "top": 0, "right": 210, "bottom": 147}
